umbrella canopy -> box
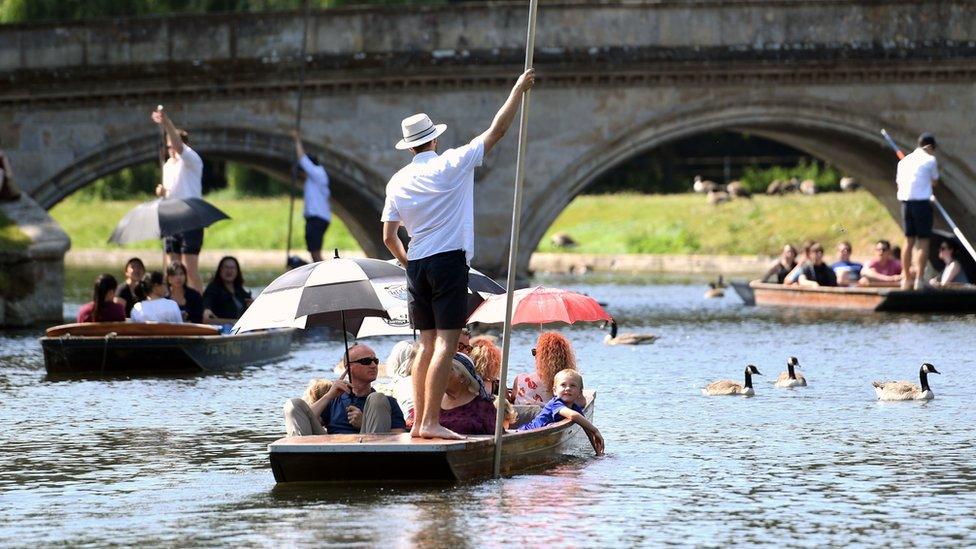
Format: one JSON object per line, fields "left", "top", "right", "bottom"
{"left": 232, "top": 257, "right": 406, "bottom": 335}
{"left": 466, "top": 285, "right": 612, "bottom": 326}
{"left": 355, "top": 263, "right": 506, "bottom": 338}
{"left": 108, "top": 197, "right": 230, "bottom": 245}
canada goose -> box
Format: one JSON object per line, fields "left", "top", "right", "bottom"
{"left": 551, "top": 231, "right": 578, "bottom": 248}
{"left": 873, "top": 363, "right": 940, "bottom": 401}
{"left": 603, "top": 320, "right": 657, "bottom": 345}
{"left": 707, "top": 190, "right": 730, "bottom": 205}
{"left": 704, "top": 275, "right": 726, "bottom": 298}
{"left": 766, "top": 179, "right": 784, "bottom": 195}
{"left": 839, "top": 176, "right": 860, "bottom": 192}
{"left": 703, "top": 365, "right": 762, "bottom": 396}
{"left": 774, "top": 356, "right": 807, "bottom": 388}
{"left": 693, "top": 175, "right": 719, "bottom": 193}
{"left": 727, "top": 181, "right": 752, "bottom": 199}
{"left": 799, "top": 179, "right": 817, "bottom": 195}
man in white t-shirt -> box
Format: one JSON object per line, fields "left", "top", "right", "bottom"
{"left": 381, "top": 68, "right": 535, "bottom": 440}
{"left": 895, "top": 133, "right": 939, "bottom": 290}
{"left": 291, "top": 130, "right": 331, "bottom": 262}
{"left": 151, "top": 108, "right": 205, "bottom": 292}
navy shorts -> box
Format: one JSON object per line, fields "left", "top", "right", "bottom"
{"left": 406, "top": 250, "right": 468, "bottom": 331}
{"left": 304, "top": 216, "right": 330, "bottom": 252}
{"left": 164, "top": 228, "right": 203, "bottom": 255}
{"left": 902, "top": 200, "right": 933, "bottom": 238}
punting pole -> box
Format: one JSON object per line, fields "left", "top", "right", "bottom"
{"left": 493, "top": 0, "right": 539, "bottom": 479}
{"left": 285, "top": 0, "right": 312, "bottom": 268}
{"left": 157, "top": 105, "right": 167, "bottom": 269}
{"left": 880, "top": 129, "right": 976, "bottom": 263}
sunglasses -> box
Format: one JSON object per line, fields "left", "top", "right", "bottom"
{"left": 458, "top": 342, "right": 472, "bottom": 353}
{"left": 349, "top": 357, "right": 379, "bottom": 366}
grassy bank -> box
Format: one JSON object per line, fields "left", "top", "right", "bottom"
{"left": 51, "top": 191, "right": 901, "bottom": 257}
{"left": 0, "top": 210, "right": 30, "bottom": 252}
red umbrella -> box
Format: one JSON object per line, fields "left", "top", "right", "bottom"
{"left": 466, "top": 285, "right": 612, "bottom": 326}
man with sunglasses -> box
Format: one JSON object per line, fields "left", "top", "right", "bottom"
{"left": 315, "top": 344, "right": 406, "bottom": 435}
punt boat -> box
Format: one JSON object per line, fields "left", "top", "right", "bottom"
{"left": 269, "top": 391, "right": 596, "bottom": 483}
{"left": 744, "top": 281, "right": 976, "bottom": 312}
{"left": 41, "top": 322, "right": 294, "bottom": 375}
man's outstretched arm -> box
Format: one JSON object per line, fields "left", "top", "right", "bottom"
{"left": 291, "top": 130, "right": 306, "bottom": 159}
{"left": 151, "top": 108, "right": 185, "bottom": 155}
{"left": 480, "top": 68, "right": 536, "bottom": 155}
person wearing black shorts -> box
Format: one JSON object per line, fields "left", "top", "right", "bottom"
{"left": 381, "top": 69, "right": 535, "bottom": 440}
{"left": 895, "top": 133, "right": 940, "bottom": 290}
{"left": 292, "top": 130, "right": 332, "bottom": 262}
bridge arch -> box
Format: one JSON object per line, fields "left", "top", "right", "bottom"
{"left": 33, "top": 127, "right": 390, "bottom": 258}
{"left": 520, "top": 99, "right": 976, "bottom": 270}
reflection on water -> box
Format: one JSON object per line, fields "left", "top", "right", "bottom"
{"left": 2, "top": 275, "right": 976, "bottom": 545}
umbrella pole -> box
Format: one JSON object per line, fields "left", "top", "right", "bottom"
{"left": 341, "top": 309, "right": 353, "bottom": 384}
{"left": 493, "top": 0, "right": 539, "bottom": 479}
{"left": 285, "top": 0, "right": 312, "bottom": 268}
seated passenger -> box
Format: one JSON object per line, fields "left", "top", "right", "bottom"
{"left": 930, "top": 240, "right": 971, "bottom": 288}
{"left": 203, "top": 256, "right": 253, "bottom": 320}
{"left": 783, "top": 240, "right": 815, "bottom": 285}
{"left": 798, "top": 243, "right": 838, "bottom": 287}
{"left": 165, "top": 261, "right": 204, "bottom": 323}
{"left": 439, "top": 354, "right": 499, "bottom": 436}
{"left": 282, "top": 379, "right": 333, "bottom": 436}
{"left": 470, "top": 338, "right": 502, "bottom": 396}
{"left": 283, "top": 344, "right": 406, "bottom": 436}
{"left": 131, "top": 271, "right": 183, "bottom": 323}
{"left": 77, "top": 274, "right": 127, "bottom": 323}
{"left": 859, "top": 239, "right": 903, "bottom": 286}
{"left": 385, "top": 340, "right": 417, "bottom": 427}
{"left": 518, "top": 369, "right": 604, "bottom": 455}
{"left": 115, "top": 257, "right": 145, "bottom": 317}
{"left": 761, "top": 244, "right": 798, "bottom": 284}
{"left": 512, "top": 331, "right": 583, "bottom": 407}
{"left": 831, "top": 240, "right": 863, "bottom": 285}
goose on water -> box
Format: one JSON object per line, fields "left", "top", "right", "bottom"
{"left": 603, "top": 320, "right": 658, "bottom": 346}
{"left": 703, "top": 365, "right": 762, "bottom": 396}
{"left": 873, "top": 363, "right": 940, "bottom": 401}
{"left": 774, "top": 356, "right": 807, "bottom": 388}
{"left": 704, "top": 275, "right": 726, "bottom": 299}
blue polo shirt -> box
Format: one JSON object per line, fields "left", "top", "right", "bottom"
{"left": 319, "top": 388, "right": 406, "bottom": 434}
{"left": 518, "top": 396, "right": 584, "bottom": 431}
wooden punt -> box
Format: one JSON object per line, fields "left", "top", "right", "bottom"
{"left": 40, "top": 322, "right": 294, "bottom": 375}
{"left": 746, "top": 281, "right": 976, "bottom": 312}
{"left": 269, "top": 391, "right": 597, "bottom": 483}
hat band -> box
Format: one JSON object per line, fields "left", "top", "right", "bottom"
{"left": 404, "top": 123, "right": 436, "bottom": 142}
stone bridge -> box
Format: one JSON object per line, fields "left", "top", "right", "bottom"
{"left": 3, "top": 0, "right": 976, "bottom": 279}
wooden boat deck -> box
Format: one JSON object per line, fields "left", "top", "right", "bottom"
{"left": 747, "top": 281, "right": 976, "bottom": 312}
{"left": 269, "top": 391, "right": 596, "bottom": 483}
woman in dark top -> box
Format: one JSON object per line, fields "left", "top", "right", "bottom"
{"left": 203, "top": 256, "right": 253, "bottom": 320}
{"left": 165, "top": 261, "right": 204, "bottom": 323}
{"left": 761, "top": 244, "right": 798, "bottom": 284}
{"left": 115, "top": 257, "right": 145, "bottom": 317}
{"left": 799, "top": 243, "right": 838, "bottom": 287}
{"left": 77, "top": 274, "right": 127, "bottom": 323}
{"left": 438, "top": 354, "right": 498, "bottom": 436}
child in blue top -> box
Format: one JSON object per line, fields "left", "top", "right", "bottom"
{"left": 518, "top": 369, "right": 604, "bottom": 455}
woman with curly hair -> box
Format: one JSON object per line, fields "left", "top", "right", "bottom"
{"left": 469, "top": 338, "right": 502, "bottom": 396}
{"left": 511, "top": 331, "right": 582, "bottom": 407}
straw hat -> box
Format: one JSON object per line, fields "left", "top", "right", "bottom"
{"left": 395, "top": 113, "right": 447, "bottom": 150}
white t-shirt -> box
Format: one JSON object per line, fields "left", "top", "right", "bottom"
{"left": 896, "top": 147, "right": 938, "bottom": 201}
{"left": 300, "top": 155, "right": 331, "bottom": 221}
{"left": 381, "top": 136, "right": 485, "bottom": 263}
{"left": 131, "top": 298, "right": 183, "bottom": 323}
{"left": 162, "top": 144, "right": 203, "bottom": 200}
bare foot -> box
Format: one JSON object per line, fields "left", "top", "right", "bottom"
{"left": 410, "top": 423, "right": 422, "bottom": 438}
{"left": 419, "top": 424, "right": 466, "bottom": 440}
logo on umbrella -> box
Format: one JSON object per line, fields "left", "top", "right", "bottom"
{"left": 384, "top": 284, "right": 409, "bottom": 301}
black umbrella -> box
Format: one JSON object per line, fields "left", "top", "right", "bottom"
{"left": 108, "top": 197, "right": 230, "bottom": 245}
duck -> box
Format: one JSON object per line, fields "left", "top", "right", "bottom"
{"left": 603, "top": 320, "right": 658, "bottom": 345}
{"left": 703, "top": 365, "right": 762, "bottom": 396}
{"left": 873, "top": 363, "right": 940, "bottom": 401}
{"left": 774, "top": 356, "right": 807, "bottom": 388}
{"left": 704, "top": 275, "right": 726, "bottom": 298}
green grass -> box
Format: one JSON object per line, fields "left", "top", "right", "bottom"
{"left": 537, "top": 191, "right": 901, "bottom": 256}
{"left": 50, "top": 195, "right": 361, "bottom": 251}
{"left": 51, "top": 191, "right": 902, "bottom": 257}
{"left": 0, "top": 210, "right": 31, "bottom": 252}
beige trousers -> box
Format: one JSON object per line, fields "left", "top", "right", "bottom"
{"left": 282, "top": 392, "right": 393, "bottom": 436}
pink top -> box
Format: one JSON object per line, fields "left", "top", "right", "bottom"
{"left": 868, "top": 258, "right": 902, "bottom": 276}
{"left": 513, "top": 372, "right": 552, "bottom": 406}
{"left": 77, "top": 301, "right": 126, "bottom": 323}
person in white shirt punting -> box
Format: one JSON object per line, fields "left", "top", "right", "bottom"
{"left": 151, "top": 108, "right": 205, "bottom": 292}
{"left": 381, "top": 68, "right": 535, "bottom": 440}
{"left": 896, "top": 133, "right": 940, "bottom": 290}
{"left": 291, "top": 130, "right": 331, "bottom": 263}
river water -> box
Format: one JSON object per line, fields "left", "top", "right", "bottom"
{"left": 2, "top": 270, "right": 975, "bottom": 546}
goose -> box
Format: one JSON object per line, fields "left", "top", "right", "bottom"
{"left": 693, "top": 175, "right": 719, "bottom": 193}
{"left": 603, "top": 320, "right": 658, "bottom": 345}
{"left": 551, "top": 231, "right": 578, "bottom": 248}
{"left": 703, "top": 365, "right": 762, "bottom": 396}
{"left": 774, "top": 356, "right": 807, "bottom": 388}
{"left": 704, "top": 275, "right": 726, "bottom": 298}
{"left": 873, "top": 363, "right": 940, "bottom": 401}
